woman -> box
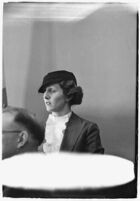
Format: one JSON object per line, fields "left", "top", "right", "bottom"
{"left": 38, "top": 70, "right": 104, "bottom": 154}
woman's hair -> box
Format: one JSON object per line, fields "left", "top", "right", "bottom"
{"left": 59, "top": 80, "right": 83, "bottom": 106}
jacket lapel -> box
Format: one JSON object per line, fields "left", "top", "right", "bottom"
{"left": 60, "top": 112, "right": 82, "bottom": 151}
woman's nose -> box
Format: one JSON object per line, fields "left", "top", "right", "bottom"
{"left": 44, "top": 92, "right": 50, "bottom": 100}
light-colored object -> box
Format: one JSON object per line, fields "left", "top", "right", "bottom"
{"left": 4, "top": 3, "right": 103, "bottom": 22}
{"left": 1, "top": 153, "right": 134, "bottom": 190}
{"left": 44, "top": 112, "right": 72, "bottom": 152}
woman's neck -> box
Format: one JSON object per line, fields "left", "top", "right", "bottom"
{"left": 52, "top": 106, "right": 71, "bottom": 117}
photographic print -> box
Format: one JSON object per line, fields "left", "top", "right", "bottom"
{"left": 1, "top": 0, "right": 138, "bottom": 198}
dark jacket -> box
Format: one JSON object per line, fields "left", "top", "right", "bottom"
{"left": 60, "top": 112, "right": 104, "bottom": 154}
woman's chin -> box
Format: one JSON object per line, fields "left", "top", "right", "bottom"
{"left": 45, "top": 106, "right": 52, "bottom": 112}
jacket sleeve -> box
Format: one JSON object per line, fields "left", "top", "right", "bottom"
{"left": 85, "top": 123, "right": 104, "bottom": 154}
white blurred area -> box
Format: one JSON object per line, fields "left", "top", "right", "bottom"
{"left": 2, "top": 153, "right": 134, "bottom": 189}
{"left": 4, "top": 3, "right": 103, "bottom": 22}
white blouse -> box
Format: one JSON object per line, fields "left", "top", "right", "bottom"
{"left": 43, "top": 112, "right": 72, "bottom": 153}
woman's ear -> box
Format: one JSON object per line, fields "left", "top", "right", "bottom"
{"left": 65, "top": 94, "right": 73, "bottom": 103}
{"left": 17, "top": 131, "right": 29, "bottom": 149}
{"left": 66, "top": 97, "right": 72, "bottom": 103}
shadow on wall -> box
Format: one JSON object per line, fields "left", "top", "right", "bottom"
{"left": 23, "top": 21, "right": 56, "bottom": 124}
{"left": 78, "top": 110, "right": 136, "bottom": 162}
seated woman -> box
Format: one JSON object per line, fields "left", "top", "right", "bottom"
{"left": 38, "top": 70, "right": 104, "bottom": 154}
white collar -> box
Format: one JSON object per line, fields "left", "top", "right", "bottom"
{"left": 47, "top": 112, "right": 72, "bottom": 123}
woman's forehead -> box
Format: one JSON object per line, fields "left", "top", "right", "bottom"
{"left": 45, "top": 83, "right": 61, "bottom": 90}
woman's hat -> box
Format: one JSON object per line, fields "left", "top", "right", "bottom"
{"left": 38, "top": 70, "right": 77, "bottom": 93}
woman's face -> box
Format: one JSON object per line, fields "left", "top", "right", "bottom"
{"left": 43, "top": 83, "right": 69, "bottom": 114}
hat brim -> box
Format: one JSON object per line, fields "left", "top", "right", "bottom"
{"left": 38, "top": 79, "right": 62, "bottom": 93}
{"left": 38, "top": 85, "right": 47, "bottom": 93}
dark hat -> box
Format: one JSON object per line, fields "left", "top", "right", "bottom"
{"left": 38, "top": 70, "right": 77, "bottom": 93}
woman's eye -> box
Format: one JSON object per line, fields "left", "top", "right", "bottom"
{"left": 49, "top": 89, "right": 56, "bottom": 93}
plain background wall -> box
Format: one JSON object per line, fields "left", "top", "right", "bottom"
{"left": 3, "top": 4, "right": 137, "bottom": 161}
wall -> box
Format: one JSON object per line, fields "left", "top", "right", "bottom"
{"left": 3, "top": 4, "right": 137, "bottom": 161}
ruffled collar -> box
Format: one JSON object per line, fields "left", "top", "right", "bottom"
{"left": 47, "top": 112, "right": 72, "bottom": 123}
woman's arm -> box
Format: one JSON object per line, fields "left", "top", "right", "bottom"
{"left": 85, "top": 123, "right": 104, "bottom": 154}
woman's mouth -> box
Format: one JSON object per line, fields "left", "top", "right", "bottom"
{"left": 46, "top": 102, "right": 51, "bottom": 105}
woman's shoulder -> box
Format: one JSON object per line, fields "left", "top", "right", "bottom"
{"left": 71, "top": 112, "right": 98, "bottom": 128}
